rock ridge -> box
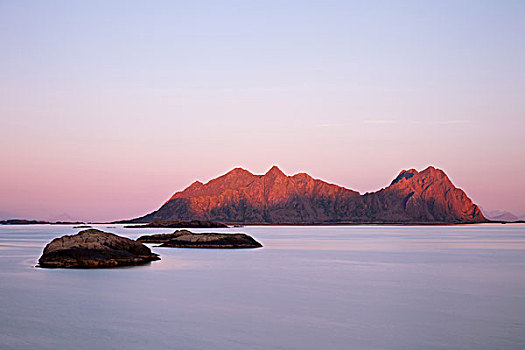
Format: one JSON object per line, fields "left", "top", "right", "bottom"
{"left": 126, "top": 165, "right": 487, "bottom": 224}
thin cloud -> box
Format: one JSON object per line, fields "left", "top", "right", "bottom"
{"left": 436, "top": 120, "right": 470, "bottom": 125}
{"left": 317, "top": 123, "right": 346, "bottom": 127}
{"left": 364, "top": 120, "right": 397, "bottom": 124}
{"left": 409, "top": 120, "right": 471, "bottom": 125}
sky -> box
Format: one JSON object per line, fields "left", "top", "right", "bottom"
{"left": 1, "top": 0, "right": 524, "bottom": 221}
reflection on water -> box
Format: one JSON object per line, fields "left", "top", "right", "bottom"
{"left": 1, "top": 224, "right": 525, "bottom": 350}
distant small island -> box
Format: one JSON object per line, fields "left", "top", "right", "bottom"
{"left": 123, "top": 220, "right": 228, "bottom": 229}
{"left": 1, "top": 219, "right": 86, "bottom": 225}
{"left": 137, "top": 229, "right": 262, "bottom": 249}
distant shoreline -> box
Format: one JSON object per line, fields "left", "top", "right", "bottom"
{"left": 0, "top": 219, "right": 86, "bottom": 225}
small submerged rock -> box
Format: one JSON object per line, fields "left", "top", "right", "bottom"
{"left": 38, "top": 229, "right": 160, "bottom": 268}
{"left": 137, "top": 229, "right": 262, "bottom": 249}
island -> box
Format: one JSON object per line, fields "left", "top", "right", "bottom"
{"left": 1, "top": 219, "right": 86, "bottom": 225}
{"left": 120, "top": 166, "right": 489, "bottom": 225}
{"left": 137, "top": 229, "right": 263, "bottom": 249}
{"left": 38, "top": 229, "right": 160, "bottom": 268}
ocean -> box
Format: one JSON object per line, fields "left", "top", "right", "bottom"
{"left": 1, "top": 224, "right": 524, "bottom": 349}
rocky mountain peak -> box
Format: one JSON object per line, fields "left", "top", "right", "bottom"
{"left": 420, "top": 166, "right": 445, "bottom": 178}
{"left": 390, "top": 166, "right": 449, "bottom": 186}
{"left": 265, "top": 165, "right": 286, "bottom": 178}
{"left": 224, "top": 167, "right": 254, "bottom": 178}
{"left": 390, "top": 168, "right": 418, "bottom": 185}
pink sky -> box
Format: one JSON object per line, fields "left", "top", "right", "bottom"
{"left": 1, "top": 1, "right": 524, "bottom": 221}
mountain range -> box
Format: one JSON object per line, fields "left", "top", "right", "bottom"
{"left": 480, "top": 209, "right": 523, "bottom": 222}
{"left": 127, "top": 166, "right": 487, "bottom": 224}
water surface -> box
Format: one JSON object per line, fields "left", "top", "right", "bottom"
{"left": 1, "top": 224, "right": 525, "bottom": 349}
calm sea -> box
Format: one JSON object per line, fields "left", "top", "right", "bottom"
{"left": 1, "top": 224, "right": 525, "bottom": 349}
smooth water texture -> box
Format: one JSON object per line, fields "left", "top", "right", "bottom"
{"left": 1, "top": 224, "right": 525, "bottom": 349}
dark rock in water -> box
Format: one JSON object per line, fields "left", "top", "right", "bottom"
{"left": 38, "top": 229, "right": 160, "bottom": 268}
{"left": 123, "top": 220, "right": 228, "bottom": 228}
{"left": 73, "top": 225, "right": 92, "bottom": 228}
{"left": 137, "top": 230, "right": 262, "bottom": 249}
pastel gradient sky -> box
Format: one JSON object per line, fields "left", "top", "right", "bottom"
{"left": 1, "top": 1, "right": 524, "bottom": 221}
